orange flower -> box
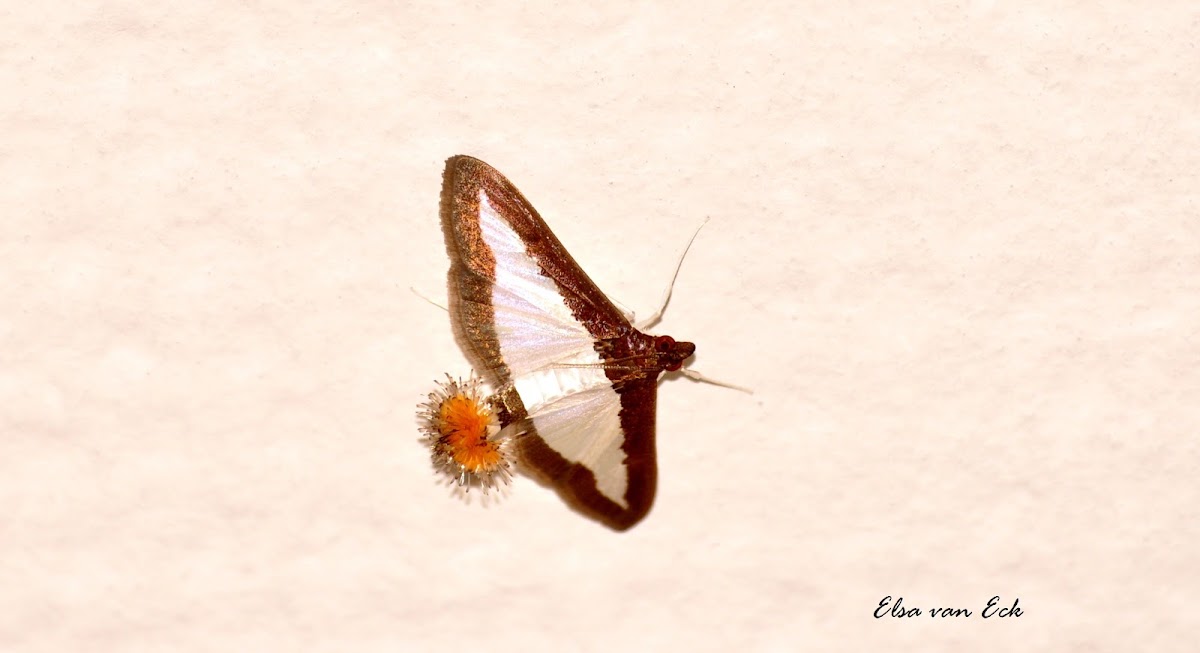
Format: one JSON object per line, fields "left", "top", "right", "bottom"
{"left": 419, "top": 374, "right": 512, "bottom": 492}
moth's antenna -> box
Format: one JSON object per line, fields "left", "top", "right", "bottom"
{"left": 678, "top": 368, "right": 753, "bottom": 394}
{"left": 636, "top": 217, "right": 710, "bottom": 331}
{"left": 411, "top": 286, "right": 449, "bottom": 312}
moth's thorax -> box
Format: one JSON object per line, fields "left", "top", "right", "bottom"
{"left": 595, "top": 328, "right": 696, "bottom": 380}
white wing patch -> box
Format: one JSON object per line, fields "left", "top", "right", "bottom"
{"left": 523, "top": 383, "right": 628, "bottom": 508}
{"left": 477, "top": 190, "right": 629, "bottom": 507}
{"left": 478, "top": 191, "right": 594, "bottom": 373}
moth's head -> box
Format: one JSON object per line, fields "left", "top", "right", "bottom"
{"left": 653, "top": 334, "right": 695, "bottom": 372}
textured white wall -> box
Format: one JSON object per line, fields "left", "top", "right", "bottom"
{"left": 2, "top": 2, "right": 1197, "bottom": 651}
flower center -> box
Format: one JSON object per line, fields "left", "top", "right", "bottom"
{"left": 438, "top": 395, "right": 502, "bottom": 472}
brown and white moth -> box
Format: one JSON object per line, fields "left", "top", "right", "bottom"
{"left": 438, "top": 155, "right": 695, "bottom": 531}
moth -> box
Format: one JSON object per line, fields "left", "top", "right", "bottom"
{"left": 439, "top": 155, "right": 696, "bottom": 530}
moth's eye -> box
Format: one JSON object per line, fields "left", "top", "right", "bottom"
{"left": 655, "top": 335, "right": 675, "bottom": 353}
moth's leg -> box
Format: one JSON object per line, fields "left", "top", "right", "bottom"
{"left": 410, "top": 286, "right": 449, "bottom": 312}
{"left": 611, "top": 297, "right": 637, "bottom": 324}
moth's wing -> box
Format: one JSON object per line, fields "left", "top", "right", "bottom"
{"left": 439, "top": 155, "right": 656, "bottom": 530}
{"left": 439, "top": 154, "right": 630, "bottom": 386}
{"left": 511, "top": 376, "right": 658, "bottom": 531}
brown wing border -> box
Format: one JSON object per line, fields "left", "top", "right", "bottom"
{"left": 513, "top": 377, "right": 658, "bottom": 531}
